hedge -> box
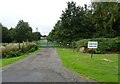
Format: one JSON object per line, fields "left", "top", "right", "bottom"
{"left": 1, "top": 42, "right": 38, "bottom": 58}
{"left": 76, "top": 37, "right": 120, "bottom": 53}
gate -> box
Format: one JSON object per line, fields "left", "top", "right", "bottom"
{"left": 36, "top": 40, "right": 59, "bottom": 48}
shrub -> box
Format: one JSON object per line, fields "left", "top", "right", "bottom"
{"left": 34, "top": 44, "right": 38, "bottom": 50}
{"left": 76, "top": 39, "right": 90, "bottom": 48}
{"left": 1, "top": 42, "right": 38, "bottom": 58}
{"left": 76, "top": 37, "right": 120, "bottom": 53}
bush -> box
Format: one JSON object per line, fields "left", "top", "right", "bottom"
{"left": 76, "top": 39, "right": 90, "bottom": 48}
{"left": 34, "top": 44, "right": 38, "bottom": 50}
{"left": 76, "top": 37, "right": 120, "bottom": 53}
{"left": 1, "top": 42, "right": 38, "bottom": 58}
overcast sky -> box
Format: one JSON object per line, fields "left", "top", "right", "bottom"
{"left": 0, "top": 0, "right": 91, "bottom": 35}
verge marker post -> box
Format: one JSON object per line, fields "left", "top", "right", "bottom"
{"left": 91, "top": 48, "right": 93, "bottom": 58}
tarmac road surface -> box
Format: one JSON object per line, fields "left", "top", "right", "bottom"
{"left": 2, "top": 47, "right": 95, "bottom": 82}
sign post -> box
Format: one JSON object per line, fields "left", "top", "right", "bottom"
{"left": 88, "top": 41, "right": 98, "bottom": 58}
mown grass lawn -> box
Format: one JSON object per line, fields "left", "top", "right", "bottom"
{"left": 0, "top": 48, "right": 41, "bottom": 68}
{"left": 57, "top": 48, "right": 118, "bottom": 82}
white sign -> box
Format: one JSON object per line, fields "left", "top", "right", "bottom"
{"left": 88, "top": 41, "right": 98, "bottom": 48}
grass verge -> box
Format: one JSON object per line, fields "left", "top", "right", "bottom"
{"left": 0, "top": 48, "right": 41, "bottom": 68}
{"left": 57, "top": 48, "right": 118, "bottom": 82}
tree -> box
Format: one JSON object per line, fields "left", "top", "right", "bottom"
{"left": 2, "top": 26, "right": 11, "bottom": 43}
{"left": 0, "top": 23, "right": 2, "bottom": 43}
{"left": 9, "top": 28, "right": 17, "bottom": 42}
{"left": 48, "top": 1, "right": 120, "bottom": 45}
{"left": 1, "top": 21, "right": 43, "bottom": 43}
{"left": 32, "top": 32, "right": 42, "bottom": 41}
{"left": 91, "top": 2, "right": 118, "bottom": 38}
{"left": 15, "top": 20, "right": 33, "bottom": 42}
{"left": 48, "top": 1, "right": 94, "bottom": 44}
{"left": 112, "top": 3, "right": 120, "bottom": 37}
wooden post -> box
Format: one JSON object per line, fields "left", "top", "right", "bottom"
{"left": 91, "top": 48, "right": 93, "bottom": 58}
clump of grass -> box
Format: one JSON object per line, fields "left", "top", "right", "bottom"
{"left": 1, "top": 42, "right": 38, "bottom": 58}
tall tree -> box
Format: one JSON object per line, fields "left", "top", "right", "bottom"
{"left": 48, "top": 1, "right": 119, "bottom": 44}
{"left": 9, "top": 28, "right": 17, "bottom": 42}
{"left": 2, "top": 26, "right": 11, "bottom": 43}
{"left": 48, "top": 1, "right": 94, "bottom": 43}
{"left": 0, "top": 23, "right": 2, "bottom": 43}
{"left": 15, "top": 20, "right": 33, "bottom": 42}
{"left": 112, "top": 3, "right": 120, "bottom": 37}
{"left": 91, "top": 2, "right": 118, "bottom": 38}
{"left": 32, "top": 32, "right": 42, "bottom": 41}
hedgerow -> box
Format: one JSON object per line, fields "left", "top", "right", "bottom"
{"left": 1, "top": 42, "right": 38, "bottom": 58}
{"left": 76, "top": 37, "right": 120, "bottom": 53}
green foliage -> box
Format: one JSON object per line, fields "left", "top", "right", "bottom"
{"left": 0, "top": 23, "right": 2, "bottom": 43}
{"left": 1, "top": 42, "right": 38, "bottom": 58}
{"left": 76, "top": 39, "right": 90, "bottom": 47}
{"left": 48, "top": 1, "right": 119, "bottom": 43}
{"left": 9, "top": 28, "right": 17, "bottom": 42}
{"left": 1, "top": 20, "right": 42, "bottom": 43}
{"left": 2, "top": 26, "right": 11, "bottom": 43}
{"left": 91, "top": 2, "right": 118, "bottom": 38}
{"left": 34, "top": 44, "right": 38, "bottom": 50}
{"left": 76, "top": 38, "right": 120, "bottom": 53}
{"left": 15, "top": 20, "right": 33, "bottom": 42}
{"left": 48, "top": 2, "right": 94, "bottom": 43}
{"left": 32, "top": 32, "right": 42, "bottom": 41}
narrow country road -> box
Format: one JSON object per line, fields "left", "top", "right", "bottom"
{"left": 2, "top": 47, "right": 94, "bottom": 82}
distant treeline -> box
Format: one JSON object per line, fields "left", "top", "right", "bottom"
{"left": 1, "top": 20, "right": 42, "bottom": 43}
{"left": 48, "top": 1, "right": 120, "bottom": 43}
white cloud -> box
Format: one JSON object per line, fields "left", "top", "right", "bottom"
{"left": 0, "top": 0, "right": 91, "bottom": 35}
